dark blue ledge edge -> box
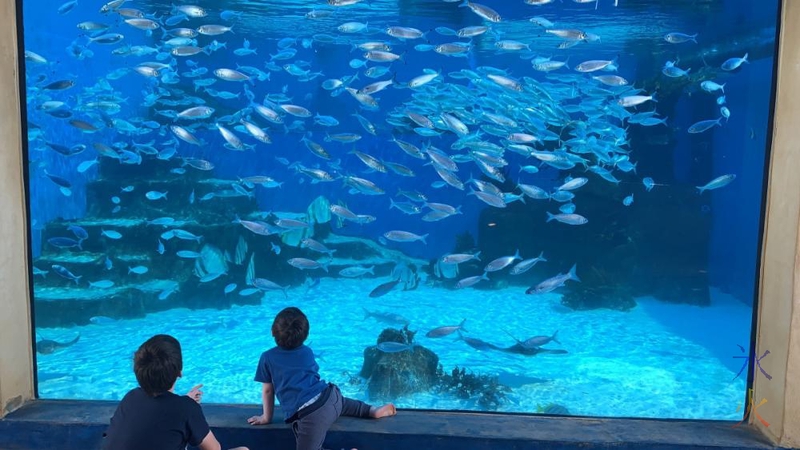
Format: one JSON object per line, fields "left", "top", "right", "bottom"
{"left": 0, "top": 400, "right": 786, "bottom": 450}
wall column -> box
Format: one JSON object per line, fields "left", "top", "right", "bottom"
{"left": 0, "top": 0, "right": 33, "bottom": 418}
{"left": 753, "top": 0, "right": 800, "bottom": 446}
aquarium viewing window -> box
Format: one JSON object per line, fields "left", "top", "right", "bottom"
{"left": 22, "top": 0, "right": 781, "bottom": 421}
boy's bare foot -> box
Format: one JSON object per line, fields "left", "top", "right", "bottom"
{"left": 370, "top": 403, "right": 397, "bottom": 419}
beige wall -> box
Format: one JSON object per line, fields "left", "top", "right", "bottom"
{"left": 0, "top": 0, "right": 33, "bottom": 419}
{"left": 752, "top": 0, "right": 800, "bottom": 446}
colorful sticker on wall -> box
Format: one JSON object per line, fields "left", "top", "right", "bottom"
{"left": 732, "top": 344, "right": 772, "bottom": 381}
{"left": 733, "top": 388, "right": 769, "bottom": 428}
{"left": 732, "top": 344, "right": 772, "bottom": 428}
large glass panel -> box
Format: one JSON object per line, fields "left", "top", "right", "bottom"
{"left": 23, "top": 0, "right": 779, "bottom": 419}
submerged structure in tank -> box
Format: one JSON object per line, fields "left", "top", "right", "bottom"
{"left": 32, "top": 156, "right": 428, "bottom": 327}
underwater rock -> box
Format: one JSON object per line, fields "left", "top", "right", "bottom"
{"left": 452, "top": 230, "right": 476, "bottom": 254}
{"left": 561, "top": 283, "right": 636, "bottom": 312}
{"left": 433, "top": 365, "right": 511, "bottom": 411}
{"left": 476, "top": 171, "right": 710, "bottom": 307}
{"left": 359, "top": 327, "right": 438, "bottom": 401}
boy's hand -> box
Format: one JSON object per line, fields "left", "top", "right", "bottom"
{"left": 187, "top": 384, "right": 204, "bottom": 403}
{"left": 247, "top": 414, "right": 270, "bottom": 425}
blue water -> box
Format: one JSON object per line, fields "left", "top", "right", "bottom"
{"left": 23, "top": 0, "right": 779, "bottom": 420}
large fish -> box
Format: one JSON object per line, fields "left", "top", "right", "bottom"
{"left": 37, "top": 334, "right": 80, "bottom": 354}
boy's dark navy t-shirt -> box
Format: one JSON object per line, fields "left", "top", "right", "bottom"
{"left": 101, "top": 387, "right": 210, "bottom": 450}
{"left": 254, "top": 345, "right": 328, "bottom": 421}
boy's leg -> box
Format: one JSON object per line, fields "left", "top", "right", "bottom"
{"left": 292, "top": 390, "right": 343, "bottom": 450}
{"left": 334, "top": 386, "right": 396, "bottom": 419}
{"left": 337, "top": 388, "right": 372, "bottom": 419}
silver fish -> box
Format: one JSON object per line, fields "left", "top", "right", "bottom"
{"left": 510, "top": 252, "right": 547, "bottom": 275}
{"left": 426, "top": 319, "right": 467, "bottom": 338}
{"left": 526, "top": 265, "right": 580, "bottom": 294}
{"left": 696, "top": 174, "right": 736, "bottom": 193}
{"left": 460, "top": 1, "right": 501, "bottom": 22}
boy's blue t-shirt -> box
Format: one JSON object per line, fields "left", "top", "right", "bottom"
{"left": 255, "top": 344, "right": 328, "bottom": 420}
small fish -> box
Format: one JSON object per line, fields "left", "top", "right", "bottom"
{"left": 128, "top": 265, "right": 149, "bottom": 274}
{"left": 377, "top": 342, "right": 415, "bottom": 353}
{"left": 557, "top": 177, "right": 588, "bottom": 191}
{"left": 426, "top": 319, "right": 467, "bottom": 338}
{"left": 455, "top": 273, "right": 489, "bottom": 289}
{"left": 510, "top": 252, "right": 547, "bottom": 275}
{"left": 68, "top": 225, "right": 88, "bottom": 241}
{"left": 48, "top": 237, "right": 82, "bottom": 250}
{"left": 52, "top": 264, "right": 81, "bottom": 284}
{"left": 618, "top": 95, "right": 656, "bottom": 108}
{"left": 271, "top": 242, "right": 281, "bottom": 255}
{"left": 623, "top": 194, "right": 634, "bottom": 206}
{"left": 701, "top": 81, "right": 725, "bottom": 93}
{"left": 101, "top": 229, "right": 122, "bottom": 239}
{"left": 526, "top": 265, "right": 580, "bottom": 295}
{"left": 77, "top": 159, "right": 99, "bottom": 173}
{"left": 89, "top": 280, "right": 115, "bottom": 289}
{"left": 721, "top": 53, "right": 748, "bottom": 71}
{"left": 288, "top": 258, "right": 329, "bottom": 272}
{"left": 664, "top": 32, "right": 697, "bottom": 44}
{"left": 224, "top": 283, "right": 237, "bottom": 294}
{"left": 459, "top": 1, "right": 501, "bottom": 22}
{"left": 559, "top": 203, "right": 576, "bottom": 214}
{"left": 546, "top": 212, "right": 588, "bottom": 225}
{"left": 383, "top": 230, "right": 428, "bottom": 244}
{"left": 688, "top": 118, "right": 722, "bottom": 134}
{"left": 339, "top": 266, "right": 375, "bottom": 277}
{"left": 369, "top": 278, "right": 401, "bottom": 298}
{"left": 177, "top": 250, "right": 201, "bottom": 258}
{"left": 441, "top": 252, "right": 481, "bottom": 265}
{"left": 696, "top": 174, "right": 736, "bottom": 194}
{"left": 484, "top": 250, "right": 522, "bottom": 272}
{"left": 146, "top": 191, "right": 168, "bottom": 200}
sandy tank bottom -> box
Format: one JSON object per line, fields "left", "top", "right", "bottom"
{"left": 35, "top": 278, "right": 751, "bottom": 420}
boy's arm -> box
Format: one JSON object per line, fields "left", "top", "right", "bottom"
{"left": 247, "top": 383, "right": 274, "bottom": 425}
{"left": 196, "top": 430, "right": 222, "bottom": 450}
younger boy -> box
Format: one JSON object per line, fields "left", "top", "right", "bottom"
{"left": 247, "top": 307, "right": 396, "bottom": 450}
{"left": 102, "top": 334, "right": 248, "bottom": 450}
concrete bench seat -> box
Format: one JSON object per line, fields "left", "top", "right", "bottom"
{"left": 0, "top": 400, "right": 781, "bottom": 450}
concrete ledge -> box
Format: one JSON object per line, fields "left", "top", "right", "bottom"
{"left": 0, "top": 400, "right": 786, "bottom": 450}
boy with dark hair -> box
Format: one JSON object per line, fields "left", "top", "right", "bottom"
{"left": 102, "top": 334, "right": 248, "bottom": 450}
{"left": 247, "top": 307, "right": 396, "bottom": 450}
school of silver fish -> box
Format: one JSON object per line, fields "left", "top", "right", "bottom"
{"left": 25, "top": 0, "right": 747, "bottom": 296}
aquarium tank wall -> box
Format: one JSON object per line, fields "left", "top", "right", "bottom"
{"left": 22, "top": 0, "right": 780, "bottom": 420}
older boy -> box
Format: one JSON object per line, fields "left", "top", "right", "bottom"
{"left": 102, "top": 334, "right": 248, "bottom": 450}
{"left": 247, "top": 307, "right": 396, "bottom": 450}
